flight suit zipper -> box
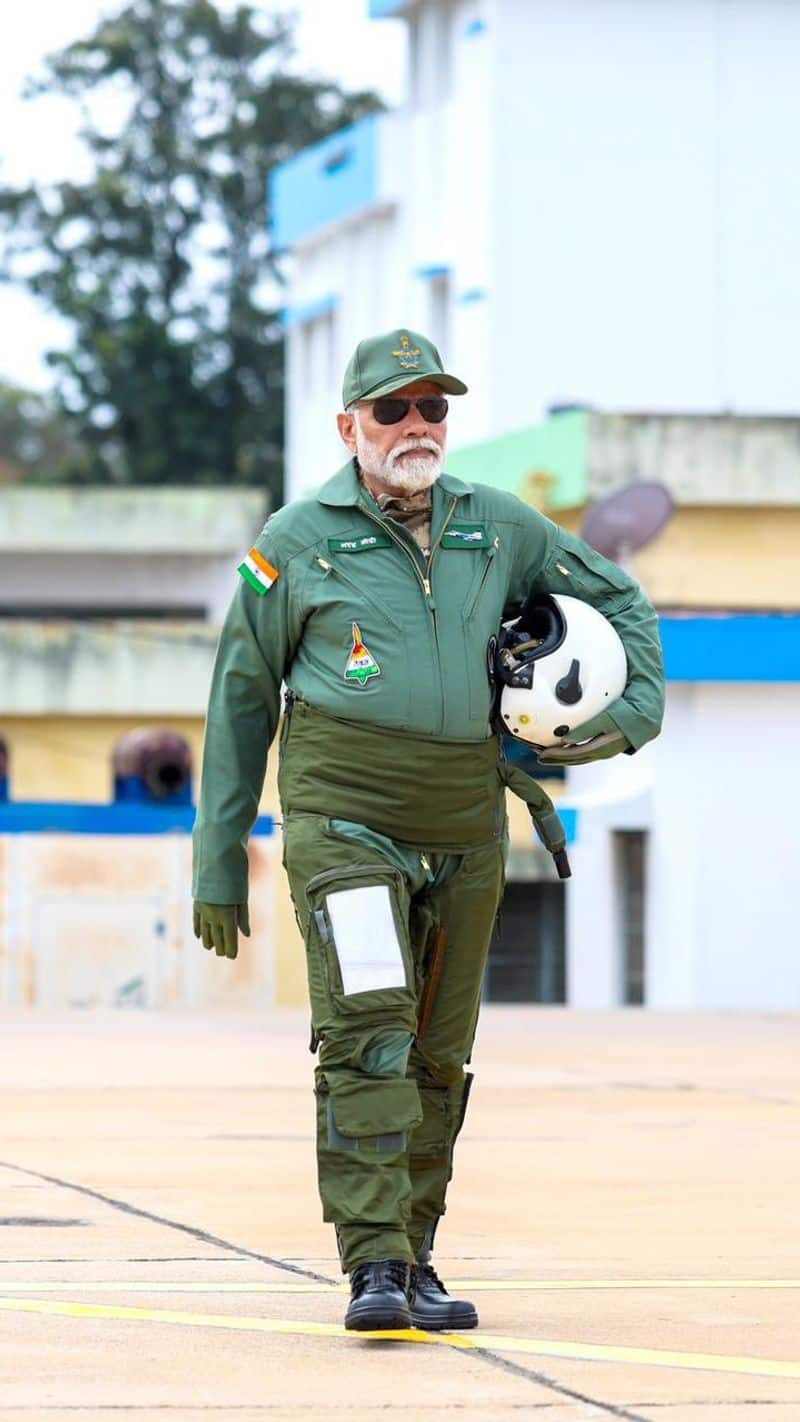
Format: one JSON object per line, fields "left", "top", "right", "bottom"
{"left": 358, "top": 496, "right": 458, "bottom": 736}
{"left": 464, "top": 536, "right": 500, "bottom": 620}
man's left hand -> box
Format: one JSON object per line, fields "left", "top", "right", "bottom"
{"left": 537, "top": 710, "right": 632, "bottom": 766}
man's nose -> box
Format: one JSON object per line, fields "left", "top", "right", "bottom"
{"left": 400, "top": 413, "right": 428, "bottom": 436}
{"left": 399, "top": 404, "right": 442, "bottom": 436}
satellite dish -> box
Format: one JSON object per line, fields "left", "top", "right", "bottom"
{"left": 580, "top": 482, "right": 674, "bottom": 562}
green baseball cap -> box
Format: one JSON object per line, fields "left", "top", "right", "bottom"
{"left": 342, "top": 327, "right": 468, "bottom": 407}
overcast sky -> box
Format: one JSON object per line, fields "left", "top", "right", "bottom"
{"left": 0, "top": 0, "right": 406, "bottom": 390}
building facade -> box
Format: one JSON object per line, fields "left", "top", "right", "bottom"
{"left": 0, "top": 488, "right": 301, "bottom": 1010}
{"left": 273, "top": 0, "right": 800, "bottom": 498}
{"left": 268, "top": 0, "right": 800, "bottom": 1011}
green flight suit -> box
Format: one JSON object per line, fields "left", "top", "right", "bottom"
{"left": 192, "top": 457, "right": 665, "bottom": 1270}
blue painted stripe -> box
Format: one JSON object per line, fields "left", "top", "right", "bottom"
{"left": 114, "top": 775, "right": 192, "bottom": 806}
{"left": 269, "top": 114, "right": 379, "bottom": 250}
{"left": 369, "top": 0, "right": 410, "bottom": 15}
{"left": 458, "top": 288, "right": 487, "bottom": 304}
{"left": 416, "top": 264, "right": 451, "bottom": 279}
{"left": 0, "top": 803, "right": 274, "bottom": 836}
{"left": 559, "top": 808, "right": 578, "bottom": 845}
{"left": 660, "top": 613, "right": 800, "bottom": 682}
{"left": 281, "top": 293, "right": 339, "bottom": 330}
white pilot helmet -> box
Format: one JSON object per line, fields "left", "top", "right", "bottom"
{"left": 494, "top": 593, "right": 627, "bottom": 748}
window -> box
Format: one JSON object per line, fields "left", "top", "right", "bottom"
{"left": 615, "top": 830, "right": 647, "bottom": 1005}
{"left": 301, "top": 308, "right": 336, "bottom": 393}
{"left": 485, "top": 881, "right": 566, "bottom": 1003}
{"left": 428, "top": 272, "right": 451, "bottom": 354}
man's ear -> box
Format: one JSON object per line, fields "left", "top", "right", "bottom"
{"left": 337, "top": 411, "right": 357, "bottom": 453}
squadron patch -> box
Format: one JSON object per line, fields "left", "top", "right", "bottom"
{"left": 441, "top": 523, "right": 491, "bottom": 549}
{"left": 344, "top": 622, "right": 381, "bottom": 686}
{"left": 238, "top": 546, "right": 279, "bottom": 596}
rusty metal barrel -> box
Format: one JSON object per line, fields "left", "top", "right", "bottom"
{"left": 112, "top": 728, "right": 193, "bottom": 804}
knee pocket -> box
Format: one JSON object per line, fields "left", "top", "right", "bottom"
{"left": 318, "top": 1070, "right": 422, "bottom": 1156}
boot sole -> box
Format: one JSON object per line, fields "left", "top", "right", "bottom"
{"left": 345, "top": 1306, "right": 413, "bottom": 1332}
{"left": 409, "top": 1307, "right": 479, "bottom": 1332}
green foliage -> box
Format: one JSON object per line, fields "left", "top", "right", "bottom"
{"left": 0, "top": 1, "right": 383, "bottom": 496}
{"left": 0, "top": 382, "right": 87, "bottom": 483}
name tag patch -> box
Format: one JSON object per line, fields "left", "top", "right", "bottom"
{"left": 441, "top": 523, "right": 491, "bottom": 549}
{"left": 329, "top": 533, "right": 392, "bottom": 555}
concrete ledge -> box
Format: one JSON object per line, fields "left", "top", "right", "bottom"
{"left": 0, "top": 620, "right": 220, "bottom": 715}
{"left": 0, "top": 488, "right": 268, "bottom": 553}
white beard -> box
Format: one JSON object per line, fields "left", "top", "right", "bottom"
{"left": 355, "top": 431, "right": 444, "bottom": 494}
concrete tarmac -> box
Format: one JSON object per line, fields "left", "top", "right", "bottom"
{"left": 2, "top": 1006, "right": 800, "bottom": 1421}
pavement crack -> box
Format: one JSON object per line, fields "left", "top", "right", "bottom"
{"left": 0, "top": 1159, "right": 336, "bottom": 1286}
{"left": 468, "top": 1345, "right": 654, "bottom": 1420}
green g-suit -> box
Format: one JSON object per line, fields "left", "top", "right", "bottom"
{"left": 192, "top": 458, "right": 665, "bottom": 1270}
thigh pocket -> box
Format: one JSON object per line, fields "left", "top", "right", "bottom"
{"left": 305, "top": 863, "right": 416, "bottom": 1026}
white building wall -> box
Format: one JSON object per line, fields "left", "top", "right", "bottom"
{"left": 283, "top": 0, "right": 500, "bottom": 493}
{"left": 281, "top": 0, "right": 800, "bottom": 495}
{"left": 716, "top": 4, "right": 800, "bottom": 413}
{"left": 492, "top": 0, "right": 800, "bottom": 425}
{"left": 564, "top": 742, "right": 656, "bottom": 1008}
{"left": 493, "top": 0, "right": 719, "bottom": 425}
{"left": 649, "top": 683, "right": 800, "bottom": 1011}
{"left": 566, "top": 681, "right": 800, "bottom": 1011}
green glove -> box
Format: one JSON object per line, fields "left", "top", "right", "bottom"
{"left": 192, "top": 901, "right": 250, "bottom": 960}
{"left": 537, "top": 709, "right": 632, "bottom": 766}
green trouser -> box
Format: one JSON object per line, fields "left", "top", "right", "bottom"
{"left": 282, "top": 810, "right": 505, "bottom": 1272}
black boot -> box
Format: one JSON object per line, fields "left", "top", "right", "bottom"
{"left": 409, "top": 1257, "right": 479, "bottom": 1332}
{"left": 344, "top": 1259, "right": 412, "bottom": 1332}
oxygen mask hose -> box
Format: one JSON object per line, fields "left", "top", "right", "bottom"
{"left": 530, "top": 806, "right": 572, "bottom": 880}
{"left": 496, "top": 748, "right": 572, "bottom": 879}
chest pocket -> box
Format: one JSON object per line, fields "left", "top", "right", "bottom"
{"left": 295, "top": 551, "right": 413, "bottom": 728}
{"left": 451, "top": 535, "right": 502, "bottom": 724}
{"left": 315, "top": 554, "right": 405, "bottom": 632}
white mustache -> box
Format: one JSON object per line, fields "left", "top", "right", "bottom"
{"left": 388, "top": 439, "right": 441, "bottom": 465}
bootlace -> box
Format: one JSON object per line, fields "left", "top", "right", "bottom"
{"left": 350, "top": 1259, "right": 409, "bottom": 1298}
{"left": 416, "top": 1260, "right": 447, "bottom": 1295}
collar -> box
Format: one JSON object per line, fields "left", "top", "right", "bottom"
{"left": 316, "top": 458, "right": 474, "bottom": 508}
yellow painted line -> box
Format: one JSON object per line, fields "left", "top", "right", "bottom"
{"left": 2, "top": 1295, "right": 800, "bottom": 1380}
{"left": 2, "top": 1278, "right": 800, "bottom": 1294}
{"left": 0, "top": 1297, "right": 457, "bottom": 1350}
{"left": 469, "top": 1331, "right": 800, "bottom": 1380}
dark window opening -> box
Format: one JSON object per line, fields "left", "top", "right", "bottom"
{"left": 615, "top": 830, "right": 647, "bottom": 1005}
{"left": 485, "top": 880, "right": 566, "bottom": 1003}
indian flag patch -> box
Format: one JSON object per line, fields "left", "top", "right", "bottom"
{"left": 237, "top": 546, "right": 280, "bottom": 596}
{"left": 344, "top": 622, "right": 380, "bottom": 686}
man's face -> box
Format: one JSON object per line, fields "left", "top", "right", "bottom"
{"left": 336, "top": 378, "right": 448, "bottom": 494}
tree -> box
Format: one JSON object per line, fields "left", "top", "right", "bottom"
{"left": 0, "top": 2, "right": 382, "bottom": 500}
{"left": 0, "top": 381, "right": 87, "bottom": 484}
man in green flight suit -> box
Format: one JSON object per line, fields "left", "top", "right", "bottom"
{"left": 192, "top": 328, "right": 665, "bottom": 1333}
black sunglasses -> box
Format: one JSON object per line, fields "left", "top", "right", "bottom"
{"left": 368, "top": 395, "right": 449, "bottom": 425}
